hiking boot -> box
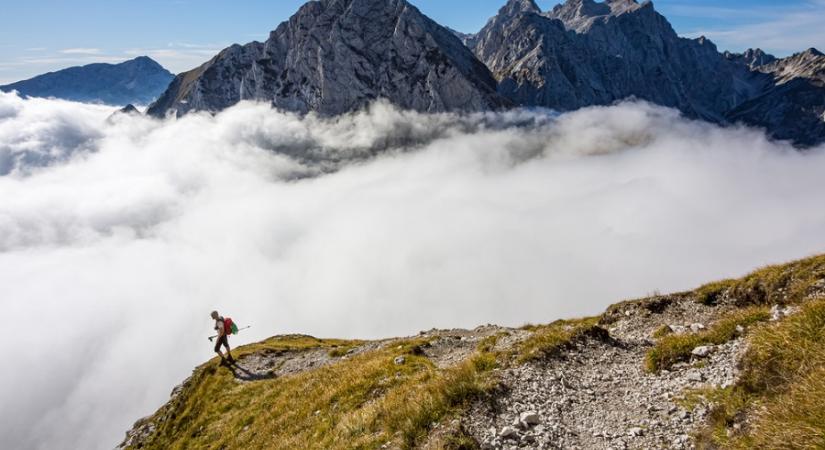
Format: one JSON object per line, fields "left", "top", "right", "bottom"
{"left": 227, "top": 355, "right": 236, "bottom": 364}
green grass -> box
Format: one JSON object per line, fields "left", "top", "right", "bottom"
{"left": 126, "top": 336, "right": 497, "bottom": 450}
{"left": 326, "top": 342, "right": 363, "bottom": 358}
{"left": 693, "top": 254, "right": 825, "bottom": 307}
{"left": 696, "top": 299, "right": 825, "bottom": 449}
{"left": 695, "top": 279, "right": 737, "bottom": 305}
{"left": 516, "top": 317, "right": 603, "bottom": 364}
{"left": 645, "top": 307, "right": 770, "bottom": 373}
{"left": 652, "top": 324, "right": 674, "bottom": 339}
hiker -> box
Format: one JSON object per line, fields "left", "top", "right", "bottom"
{"left": 211, "top": 311, "right": 235, "bottom": 364}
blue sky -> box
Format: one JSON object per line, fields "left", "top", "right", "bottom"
{"left": 1, "top": 0, "right": 824, "bottom": 84}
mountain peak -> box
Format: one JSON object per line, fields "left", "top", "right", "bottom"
{"left": 723, "top": 48, "right": 777, "bottom": 69}
{"left": 121, "top": 56, "right": 165, "bottom": 70}
{"left": 803, "top": 47, "right": 824, "bottom": 57}
{"left": 501, "top": 0, "right": 542, "bottom": 16}
{"left": 548, "top": 0, "right": 646, "bottom": 32}
{"left": 0, "top": 56, "right": 173, "bottom": 106}
{"left": 148, "top": 0, "right": 506, "bottom": 117}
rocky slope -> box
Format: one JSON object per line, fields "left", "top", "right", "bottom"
{"left": 0, "top": 56, "right": 173, "bottom": 105}
{"left": 147, "top": 0, "right": 506, "bottom": 118}
{"left": 472, "top": 0, "right": 786, "bottom": 126}
{"left": 727, "top": 48, "right": 825, "bottom": 147}
{"left": 470, "top": 0, "right": 824, "bottom": 147}
{"left": 723, "top": 48, "right": 777, "bottom": 70}
{"left": 120, "top": 254, "right": 825, "bottom": 449}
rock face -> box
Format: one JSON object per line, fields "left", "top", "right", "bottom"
{"left": 0, "top": 57, "right": 173, "bottom": 106}
{"left": 147, "top": 0, "right": 825, "bottom": 147}
{"left": 724, "top": 48, "right": 777, "bottom": 69}
{"left": 727, "top": 49, "right": 825, "bottom": 147}
{"left": 147, "top": 0, "right": 506, "bottom": 117}
{"left": 469, "top": 0, "right": 825, "bottom": 146}
{"left": 472, "top": 0, "right": 765, "bottom": 122}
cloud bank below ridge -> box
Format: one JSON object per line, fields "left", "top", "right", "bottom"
{"left": 1, "top": 91, "right": 825, "bottom": 449}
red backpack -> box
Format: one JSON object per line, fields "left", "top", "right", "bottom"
{"left": 223, "top": 317, "right": 238, "bottom": 335}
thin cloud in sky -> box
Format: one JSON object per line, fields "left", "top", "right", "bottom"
{"left": 673, "top": 0, "right": 825, "bottom": 54}
{"left": 0, "top": 41, "right": 224, "bottom": 84}
{"left": 60, "top": 47, "right": 102, "bottom": 55}
{"left": 123, "top": 42, "right": 227, "bottom": 73}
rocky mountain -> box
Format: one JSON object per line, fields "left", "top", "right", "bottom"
{"left": 120, "top": 254, "right": 825, "bottom": 449}
{"left": 472, "top": 0, "right": 770, "bottom": 122}
{"left": 467, "top": 0, "right": 825, "bottom": 146}
{"left": 723, "top": 48, "right": 777, "bottom": 69}
{"left": 146, "top": 0, "right": 825, "bottom": 147}
{"left": 0, "top": 56, "right": 173, "bottom": 106}
{"left": 147, "top": 0, "right": 507, "bottom": 118}
{"left": 726, "top": 48, "right": 825, "bottom": 147}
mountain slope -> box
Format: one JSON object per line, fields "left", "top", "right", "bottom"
{"left": 120, "top": 254, "right": 825, "bottom": 449}
{"left": 145, "top": 0, "right": 825, "bottom": 147}
{"left": 472, "top": 0, "right": 765, "bottom": 122}
{"left": 147, "top": 0, "right": 507, "bottom": 118}
{"left": 723, "top": 48, "right": 777, "bottom": 70}
{"left": 469, "top": 0, "right": 825, "bottom": 147}
{"left": 727, "top": 49, "right": 825, "bottom": 147}
{"left": 0, "top": 57, "right": 173, "bottom": 106}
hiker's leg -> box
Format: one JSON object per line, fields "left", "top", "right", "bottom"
{"left": 224, "top": 338, "right": 234, "bottom": 361}
{"left": 214, "top": 336, "right": 225, "bottom": 359}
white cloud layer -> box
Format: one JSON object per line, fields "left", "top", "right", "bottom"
{"left": 1, "top": 91, "right": 825, "bottom": 449}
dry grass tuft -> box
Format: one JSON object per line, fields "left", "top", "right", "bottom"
{"left": 516, "top": 317, "right": 603, "bottom": 364}
{"left": 645, "top": 307, "right": 770, "bottom": 373}
{"left": 696, "top": 300, "right": 825, "bottom": 449}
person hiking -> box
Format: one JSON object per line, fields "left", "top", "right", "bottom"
{"left": 211, "top": 311, "right": 235, "bottom": 365}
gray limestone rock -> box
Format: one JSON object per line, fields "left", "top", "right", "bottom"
{"left": 727, "top": 48, "right": 825, "bottom": 147}
{"left": 147, "top": 0, "right": 507, "bottom": 118}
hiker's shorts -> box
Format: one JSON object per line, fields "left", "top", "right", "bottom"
{"left": 214, "top": 334, "right": 229, "bottom": 353}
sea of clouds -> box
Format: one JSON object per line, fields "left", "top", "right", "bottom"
{"left": 2, "top": 90, "right": 825, "bottom": 449}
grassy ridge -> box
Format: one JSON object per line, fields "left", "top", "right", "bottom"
{"left": 516, "top": 317, "right": 603, "bottom": 364}
{"left": 125, "top": 254, "right": 825, "bottom": 449}
{"left": 127, "top": 324, "right": 601, "bottom": 449}
{"left": 129, "top": 336, "right": 498, "bottom": 450}
{"left": 694, "top": 254, "right": 825, "bottom": 307}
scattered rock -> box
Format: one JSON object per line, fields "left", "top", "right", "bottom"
{"left": 499, "top": 426, "right": 519, "bottom": 440}
{"left": 628, "top": 427, "right": 644, "bottom": 437}
{"left": 690, "top": 323, "right": 706, "bottom": 332}
{"left": 519, "top": 411, "right": 540, "bottom": 427}
{"left": 394, "top": 356, "right": 406, "bottom": 365}
{"left": 691, "top": 346, "right": 714, "bottom": 358}
{"left": 670, "top": 325, "right": 688, "bottom": 334}
{"left": 687, "top": 372, "right": 705, "bottom": 383}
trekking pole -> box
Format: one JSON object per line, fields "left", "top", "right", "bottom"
{"left": 208, "top": 325, "right": 252, "bottom": 341}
